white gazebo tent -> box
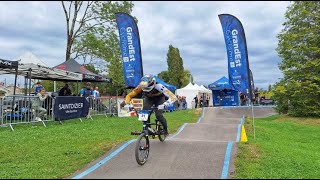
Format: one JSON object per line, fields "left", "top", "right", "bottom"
{"left": 175, "top": 82, "right": 200, "bottom": 109}
{"left": 194, "top": 83, "right": 213, "bottom": 107}
{"left": 200, "top": 85, "right": 213, "bottom": 106}
{"left": 193, "top": 83, "right": 202, "bottom": 91}
{"left": 14, "top": 51, "right": 48, "bottom": 67}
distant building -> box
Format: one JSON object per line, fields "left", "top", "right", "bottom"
{"left": 5, "top": 86, "right": 24, "bottom": 95}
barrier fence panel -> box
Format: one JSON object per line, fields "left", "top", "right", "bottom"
{"left": 87, "top": 96, "right": 118, "bottom": 117}
{"left": 0, "top": 95, "right": 54, "bottom": 130}
{"left": 0, "top": 95, "right": 120, "bottom": 130}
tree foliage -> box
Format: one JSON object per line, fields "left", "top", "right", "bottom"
{"left": 61, "top": 1, "right": 135, "bottom": 95}
{"left": 158, "top": 70, "right": 170, "bottom": 82}
{"left": 181, "top": 69, "right": 193, "bottom": 87}
{"left": 166, "top": 45, "right": 185, "bottom": 88}
{"left": 158, "top": 69, "right": 193, "bottom": 88}
{"left": 274, "top": 1, "right": 320, "bottom": 117}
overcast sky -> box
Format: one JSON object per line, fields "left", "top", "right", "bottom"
{"left": 0, "top": 1, "right": 290, "bottom": 89}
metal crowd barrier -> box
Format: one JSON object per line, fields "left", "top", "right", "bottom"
{"left": 0, "top": 95, "right": 119, "bottom": 131}
{"left": 0, "top": 95, "right": 54, "bottom": 130}
{"left": 87, "top": 96, "right": 118, "bottom": 117}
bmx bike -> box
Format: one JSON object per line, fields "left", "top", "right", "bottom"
{"left": 130, "top": 106, "right": 166, "bottom": 165}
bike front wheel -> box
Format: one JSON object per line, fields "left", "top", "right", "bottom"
{"left": 157, "top": 124, "right": 166, "bottom": 142}
{"left": 135, "top": 132, "right": 149, "bottom": 165}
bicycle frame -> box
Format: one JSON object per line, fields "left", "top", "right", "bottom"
{"left": 141, "top": 109, "right": 159, "bottom": 137}
{"left": 131, "top": 106, "right": 160, "bottom": 137}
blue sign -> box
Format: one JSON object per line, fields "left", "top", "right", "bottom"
{"left": 53, "top": 96, "right": 90, "bottom": 121}
{"left": 219, "top": 14, "right": 252, "bottom": 101}
{"left": 212, "top": 89, "right": 239, "bottom": 106}
{"left": 115, "top": 12, "right": 143, "bottom": 88}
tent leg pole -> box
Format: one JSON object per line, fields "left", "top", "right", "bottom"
{"left": 54, "top": 81, "right": 56, "bottom": 92}
{"left": 28, "top": 69, "right": 32, "bottom": 96}
{"left": 24, "top": 76, "right": 28, "bottom": 96}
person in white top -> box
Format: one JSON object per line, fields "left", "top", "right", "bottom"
{"left": 93, "top": 87, "right": 100, "bottom": 99}
{"left": 93, "top": 87, "right": 100, "bottom": 110}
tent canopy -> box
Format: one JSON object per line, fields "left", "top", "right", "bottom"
{"left": 208, "top": 76, "right": 239, "bottom": 106}
{"left": 200, "top": 85, "right": 212, "bottom": 93}
{"left": 178, "top": 82, "right": 198, "bottom": 91}
{"left": 53, "top": 59, "right": 111, "bottom": 83}
{"left": 175, "top": 82, "right": 212, "bottom": 108}
{"left": 0, "top": 58, "right": 82, "bottom": 81}
{"left": 14, "top": 51, "right": 48, "bottom": 67}
{"left": 194, "top": 83, "right": 211, "bottom": 93}
{"left": 208, "top": 76, "right": 235, "bottom": 90}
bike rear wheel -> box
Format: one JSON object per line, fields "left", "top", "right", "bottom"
{"left": 135, "top": 133, "right": 149, "bottom": 165}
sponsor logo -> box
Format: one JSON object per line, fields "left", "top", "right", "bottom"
{"left": 0, "top": 59, "right": 12, "bottom": 67}
{"left": 59, "top": 103, "right": 83, "bottom": 110}
{"left": 225, "top": 29, "right": 242, "bottom": 68}
{"left": 120, "top": 27, "right": 136, "bottom": 63}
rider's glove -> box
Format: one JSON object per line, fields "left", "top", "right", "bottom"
{"left": 157, "top": 104, "right": 165, "bottom": 110}
{"left": 163, "top": 101, "right": 170, "bottom": 108}
{"left": 123, "top": 104, "right": 132, "bottom": 112}
{"left": 158, "top": 101, "right": 170, "bottom": 110}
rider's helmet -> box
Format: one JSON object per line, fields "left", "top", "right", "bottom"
{"left": 139, "top": 74, "right": 156, "bottom": 92}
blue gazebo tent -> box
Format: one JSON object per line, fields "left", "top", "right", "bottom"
{"left": 208, "top": 76, "right": 239, "bottom": 106}
{"left": 155, "top": 77, "right": 177, "bottom": 92}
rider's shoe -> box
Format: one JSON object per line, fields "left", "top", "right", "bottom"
{"left": 164, "top": 130, "right": 169, "bottom": 137}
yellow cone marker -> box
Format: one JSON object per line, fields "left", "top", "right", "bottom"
{"left": 240, "top": 125, "right": 248, "bottom": 142}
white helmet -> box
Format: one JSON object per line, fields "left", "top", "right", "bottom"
{"left": 139, "top": 74, "right": 155, "bottom": 92}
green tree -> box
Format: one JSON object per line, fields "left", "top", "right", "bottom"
{"left": 181, "top": 70, "right": 193, "bottom": 87}
{"left": 166, "top": 45, "right": 185, "bottom": 88}
{"left": 268, "top": 84, "right": 272, "bottom": 92}
{"left": 158, "top": 71, "right": 169, "bottom": 82}
{"left": 61, "top": 1, "right": 96, "bottom": 62}
{"left": 274, "top": 1, "right": 320, "bottom": 117}
{"left": 84, "top": 64, "right": 100, "bottom": 74}
{"left": 158, "top": 68, "right": 193, "bottom": 88}
{"left": 63, "top": 1, "right": 137, "bottom": 95}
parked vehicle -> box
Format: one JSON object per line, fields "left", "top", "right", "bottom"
{"left": 260, "top": 98, "right": 274, "bottom": 105}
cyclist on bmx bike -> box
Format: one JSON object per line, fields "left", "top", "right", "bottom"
{"left": 121, "top": 74, "right": 178, "bottom": 165}
{"left": 122, "top": 74, "right": 178, "bottom": 137}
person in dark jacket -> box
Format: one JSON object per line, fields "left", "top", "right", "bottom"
{"left": 193, "top": 95, "right": 199, "bottom": 108}
{"left": 58, "top": 83, "right": 72, "bottom": 96}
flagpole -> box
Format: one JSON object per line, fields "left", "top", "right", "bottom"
{"left": 251, "top": 101, "right": 255, "bottom": 140}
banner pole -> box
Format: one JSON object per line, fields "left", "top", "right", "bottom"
{"left": 251, "top": 101, "right": 255, "bottom": 140}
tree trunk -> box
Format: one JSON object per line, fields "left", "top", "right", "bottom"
{"left": 66, "top": 35, "right": 73, "bottom": 61}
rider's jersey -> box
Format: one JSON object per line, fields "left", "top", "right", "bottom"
{"left": 125, "top": 77, "right": 178, "bottom": 104}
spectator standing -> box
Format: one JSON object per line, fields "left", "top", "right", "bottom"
{"left": 80, "top": 82, "right": 94, "bottom": 98}
{"left": 80, "top": 82, "right": 94, "bottom": 118}
{"left": 182, "top": 96, "right": 187, "bottom": 109}
{"left": 93, "top": 87, "right": 100, "bottom": 99}
{"left": 93, "top": 86, "right": 100, "bottom": 110}
{"left": 34, "top": 81, "right": 43, "bottom": 95}
{"left": 240, "top": 93, "right": 247, "bottom": 106}
{"left": 254, "top": 87, "right": 259, "bottom": 105}
{"left": 206, "top": 95, "right": 210, "bottom": 107}
{"left": 193, "top": 95, "right": 198, "bottom": 108}
{"left": 58, "top": 83, "right": 72, "bottom": 96}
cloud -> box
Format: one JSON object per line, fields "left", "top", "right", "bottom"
{"left": 0, "top": 1, "right": 290, "bottom": 90}
{"left": 132, "top": 1, "right": 290, "bottom": 89}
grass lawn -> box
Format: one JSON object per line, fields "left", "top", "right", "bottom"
{"left": 0, "top": 109, "right": 200, "bottom": 179}
{"left": 234, "top": 115, "right": 320, "bottom": 179}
